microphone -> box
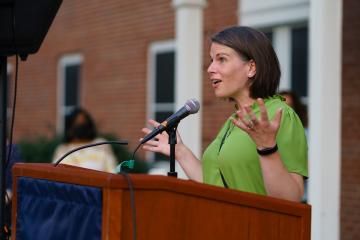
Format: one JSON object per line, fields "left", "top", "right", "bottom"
{"left": 141, "top": 98, "right": 200, "bottom": 144}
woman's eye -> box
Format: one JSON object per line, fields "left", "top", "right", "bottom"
{"left": 219, "top": 57, "right": 226, "bottom": 63}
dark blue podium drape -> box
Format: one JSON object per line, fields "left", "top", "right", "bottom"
{"left": 16, "top": 177, "right": 102, "bottom": 240}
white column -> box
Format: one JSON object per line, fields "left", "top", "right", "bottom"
{"left": 308, "top": 0, "right": 342, "bottom": 240}
{"left": 172, "top": 0, "right": 206, "bottom": 161}
{"left": 273, "top": 26, "right": 292, "bottom": 91}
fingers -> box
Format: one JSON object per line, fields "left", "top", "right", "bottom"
{"left": 244, "top": 105, "right": 258, "bottom": 126}
{"left": 145, "top": 140, "right": 159, "bottom": 147}
{"left": 141, "top": 127, "right": 152, "bottom": 134}
{"left": 257, "top": 98, "right": 269, "bottom": 122}
{"left": 142, "top": 119, "right": 168, "bottom": 141}
{"left": 148, "top": 119, "right": 160, "bottom": 127}
{"left": 232, "top": 109, "right": 254, "bottom": 131}
{"left": 230, "top": 116, "right": 247, "bottom": 130}
{"left": 142, "top": 145, "right": 159, "bottom": 152}
{"left": 233, "top": 104, "right": 259, "bottom": 130}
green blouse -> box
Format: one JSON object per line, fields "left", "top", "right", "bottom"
{"left": 202, "top": 96, "right": 308, "bottom": 195}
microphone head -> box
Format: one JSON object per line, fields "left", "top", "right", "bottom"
{"left": 185, "top": 98, "right": 200, "bottom": 114}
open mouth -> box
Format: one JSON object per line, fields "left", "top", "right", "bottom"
{"left": 212, "top": 79, "right": 222, "bottom": 85}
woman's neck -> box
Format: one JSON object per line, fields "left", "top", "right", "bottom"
{"left": 234, "top": 94, "right": 256, "bottom": 109}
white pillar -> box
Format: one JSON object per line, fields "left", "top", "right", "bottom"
{"left": 273, "top": 26, "right": 292, "bottom": 91}
{"left": 308, "top": 0, "right": 342, "bottom": 240}
{"left": 172, "top": 0, "right": 206, "bottom": 160}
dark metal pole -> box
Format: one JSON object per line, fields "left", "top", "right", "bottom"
{"left": 0, "top": 56, "right": 8, "bottom": 239}
{"left": 167, "top": 125, "right": 178, "bottom": 178}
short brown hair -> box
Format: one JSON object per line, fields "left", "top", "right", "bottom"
{"left": 211, "top": 26, "right": 281, "bottom": 99}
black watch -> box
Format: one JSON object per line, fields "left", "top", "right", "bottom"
{"left": 256, "top": 144, "right": 278, "bottom": 156}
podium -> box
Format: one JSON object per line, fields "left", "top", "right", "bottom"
{"left": 11, "top": 163, "right": 311, "bottom": 240}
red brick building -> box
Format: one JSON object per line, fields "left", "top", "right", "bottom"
{"left": 4, "top": 0, "right": 359, "bottom": 239}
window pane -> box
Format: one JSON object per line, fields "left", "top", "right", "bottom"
{"left": 155, "top": 52, "right": 175, "bottom": 103}
{"left": 291, "top": 26, "right": 308, "bottom": 98}
{"left": 65, "top": 64, "right": 80, "bottom": 106}
{"left": 154, "top": 111, "right": 173, "bottom": 161}
{"left": 264, "top": 31, "right": 273, "bottom": 44}
{"left": 155, "top": 111, "right": 173, "bottom": 123}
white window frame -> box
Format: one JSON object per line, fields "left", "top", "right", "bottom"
{"left": 262, "top": 24, "right": 309, "bottom": 104}
{"left": 57, "top": 54, "right": 83, "bottom": 133}
{"left": 240, "top": 0, "right": 309, "bottom": 28}
{"left": 147, "top": 40, "right": 176, "bottom": 162}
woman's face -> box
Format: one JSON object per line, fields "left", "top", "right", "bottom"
{"left": 207, "top": 43, "right": 255, "bottom": 101}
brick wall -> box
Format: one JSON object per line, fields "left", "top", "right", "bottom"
{"left": 341, "top": 0, "right": 360, "bottom": 239}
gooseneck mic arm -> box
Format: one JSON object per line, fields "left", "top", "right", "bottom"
{"left": 53, "top": 140, "right": 128, "bottom": 167}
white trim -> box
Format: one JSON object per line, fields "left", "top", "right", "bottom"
{"left": 57, "top": 53, "right": 83, "bottom": 133}
{"left": 273, "top": 26, "right": 292, "bottom": 91}
{"left": 172, "top": 0, "right": 206, "bottom": 8}
{"left": 151, "top": 103, "right": 176, "bottom": 112}
{"left": 308, "top": 0, "right": 342, "bottom": 239}
{"left": 240, "top": 0, "right": 309, "bottom": 27}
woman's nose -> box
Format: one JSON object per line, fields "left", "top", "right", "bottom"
{"left": 207, "top": 62, "right": 215, "bottom": 73}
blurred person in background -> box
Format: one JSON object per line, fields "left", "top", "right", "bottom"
{"left": 279, "top": 90, "right": 308, "bottom": 131}
{"left": 52, "top": 107, "right": 117, "bottom": 173}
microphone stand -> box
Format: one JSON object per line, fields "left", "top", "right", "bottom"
{"left": 166, "top": 124, "right": 178, "bottom": 178}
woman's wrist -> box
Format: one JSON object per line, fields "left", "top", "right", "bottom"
{"left": 175, "top": 142, "right": 188, "bottom": 161}
{"left": 256, "top": 139, "right": 277, "bottom": 150}
{"left": 256, "top": 143, "right": 278, "bottom": 156}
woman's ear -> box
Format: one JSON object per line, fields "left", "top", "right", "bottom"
{"left": 247, "top": 60, "right": 256, "bottom": 78}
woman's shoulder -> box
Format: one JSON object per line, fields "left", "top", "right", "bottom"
{"left": 266, "top": 95, "right": 296, "bottom": 112}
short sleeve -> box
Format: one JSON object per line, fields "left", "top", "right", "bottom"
{"left": 276, "top": 107, "right": 308, "bottom": 177}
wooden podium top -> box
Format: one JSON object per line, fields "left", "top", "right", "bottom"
{"left": 13, "top": 163, "right": 310, "bottom": 218}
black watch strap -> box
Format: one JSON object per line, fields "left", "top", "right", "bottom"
{"left": 256, "top": 144, "right": 278, "bottom": 156}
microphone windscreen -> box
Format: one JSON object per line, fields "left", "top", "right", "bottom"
{"left": 185, "top": 99, "right": 200, "bottom": 114}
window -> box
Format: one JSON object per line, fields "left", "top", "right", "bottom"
{"left": 291, "top": 26, "right": 308, "bottom": 100}
{"left": 58, "top": 54, "right": 83, "bottom": 133}
{"left": 263, "top": 25, "right": 308, "bottom": 103}
{"left": 148, "top": 41, "right": 176, "bottom": 161}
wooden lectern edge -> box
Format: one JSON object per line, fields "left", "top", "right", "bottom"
{"left": 12, "top": 163, "right": 310, "bottom": 218}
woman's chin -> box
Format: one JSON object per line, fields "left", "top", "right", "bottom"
{"left": 214, "top": 91, "right": 228, "bottom": 99}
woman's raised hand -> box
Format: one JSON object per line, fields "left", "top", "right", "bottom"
{"left": 231, "top": 98, "right": 282, "bottom": 149}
